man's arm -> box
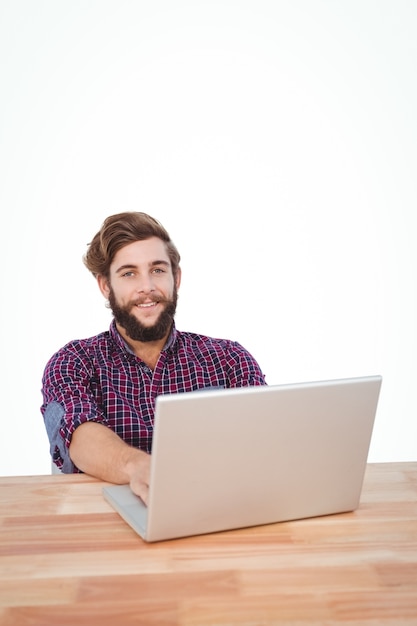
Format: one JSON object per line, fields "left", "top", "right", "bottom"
{"left": 226, "top": 341, "right": 267, "bottom": 387}
{"left": 69, "top": 422, "right": 151, "bottom": 504}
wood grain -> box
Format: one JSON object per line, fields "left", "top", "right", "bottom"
{"left": 0, "top": 463, "right": 416, "bottom": 625}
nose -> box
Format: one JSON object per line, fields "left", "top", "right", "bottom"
{"left": 136, "top": 273, "right": 155, "bottom": 294}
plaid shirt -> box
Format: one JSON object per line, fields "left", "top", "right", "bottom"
{"left": 41, "top": 320, "right": 266, "bottom": 470}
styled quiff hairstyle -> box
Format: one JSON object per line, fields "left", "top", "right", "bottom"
{"left": 83, "top": 212, "right": 181, "bottom": 280}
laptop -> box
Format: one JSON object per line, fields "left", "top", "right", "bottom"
{"left": 103, "top": 375, "right": 382, "bottom": 542}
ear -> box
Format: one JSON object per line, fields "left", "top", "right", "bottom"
{"left": 175, "top": 266, "right": 182, "bottom": 290}
{"left": 97, "top": 274, "right": 110, "bottom": 299}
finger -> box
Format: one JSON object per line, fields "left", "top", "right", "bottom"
{"left": 130, "top": 479, "right": 149, "bottom": 506}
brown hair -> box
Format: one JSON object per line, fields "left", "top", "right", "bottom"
{"left": 83, "top": 212, "right": 181, "bottom": 279}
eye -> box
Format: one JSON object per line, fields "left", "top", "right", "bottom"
{"left": 122, "top": 271, "right": 135, "bottom": 278}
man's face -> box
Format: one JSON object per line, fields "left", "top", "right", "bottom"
{"left": 98, "top": 237, "right": 180, "bottom": 343}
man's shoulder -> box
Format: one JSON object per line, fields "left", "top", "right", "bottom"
{"left": 174, "top": 329, "right": 238, "bottom": 351}
{"left": 173, "top": 329, "right": 265, "bottom": 383}
{"left": 50, "top": 329, "right": 113, "bottom": 361}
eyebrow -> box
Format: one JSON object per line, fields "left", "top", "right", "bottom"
{"left": 114, "top": 260, "right": 170, "bottom": 274}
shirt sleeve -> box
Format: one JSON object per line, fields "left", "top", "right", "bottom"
{"left": 225, "top": 341, "right": 267, "bottom": 387}
{"left": 41, "top": 344, "right": 107, "bottom": 471}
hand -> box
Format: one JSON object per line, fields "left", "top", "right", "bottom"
{"left": 127, "top": 451, "right": 151, "bottom": 505}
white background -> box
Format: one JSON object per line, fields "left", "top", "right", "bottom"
{"left": 0, "top": 0, "right": 416, "bottom": 476}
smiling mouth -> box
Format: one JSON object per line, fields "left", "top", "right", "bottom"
{"left": 135, "top": 301, "right": 159, "bottom": 309}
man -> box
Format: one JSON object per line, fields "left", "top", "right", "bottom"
{"left": 41, "top": 212, "right": 266, "bottom": 504}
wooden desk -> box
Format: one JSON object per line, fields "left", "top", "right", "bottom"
{"left": 0, "top": 463, "right": 416, "bottom": 626}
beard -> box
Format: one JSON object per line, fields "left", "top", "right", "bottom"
{"left": 108, "top": 286, "right": 178, "bottom": 343}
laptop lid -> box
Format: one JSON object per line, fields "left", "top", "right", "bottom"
{"left": 103, "top": 375, "right": 382, "bottom": 542}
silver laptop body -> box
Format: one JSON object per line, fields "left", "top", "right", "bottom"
{"left": 103, "top": 375, "right": 382, "bottom": 542}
